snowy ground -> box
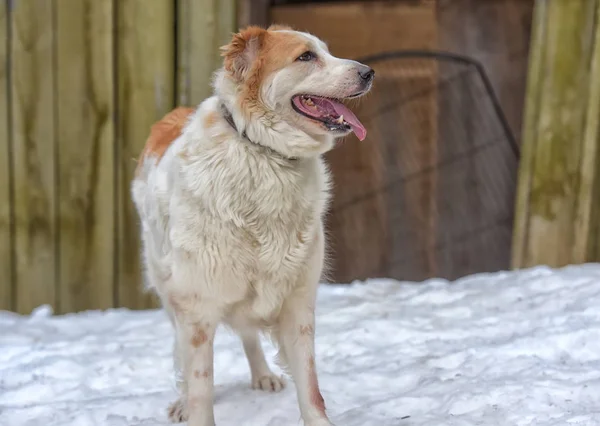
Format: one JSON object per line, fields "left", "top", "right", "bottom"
{"left": 2, "top": 265, "right": 600, "bottom": 426}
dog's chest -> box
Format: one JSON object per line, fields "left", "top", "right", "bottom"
{"left": 173, "top": 154, "right": 329, "bottom": 317}
{"left": 221, "top": 163, "right": 327, "bottom": 320}
{"left": 245, "top": 200, "right": 315, "bottom": 273}
{"left": 231, "top": 165, "right": 324, "bottom": 281}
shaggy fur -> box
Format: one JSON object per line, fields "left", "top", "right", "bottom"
{"left": 131, "top": 26, "right": 373, "bottom": 426}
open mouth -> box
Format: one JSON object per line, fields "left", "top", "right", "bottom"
{"left": 291, "top": 95, "right": 367, "bottom": 141}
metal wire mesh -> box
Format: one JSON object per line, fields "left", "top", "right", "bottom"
{"left": 326, "top": 51, "right": 519, "bottom": 283}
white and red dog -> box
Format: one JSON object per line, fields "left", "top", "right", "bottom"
{"left": 132, "top": 25, "right": 374, "bottom": 426}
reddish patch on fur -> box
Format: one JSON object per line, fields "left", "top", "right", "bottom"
{"left": 299, "top": 324, "right": 314, "bottom": 336}
{"left": 191, "top": 327, "right": 208, "bottom": 348}
{"left": 135, "top": 107, "right": 195, "bottom": 176}
{"left": 308, "top": 356, "right": 326, "bottom": 415}
{"left": 193, "top": 369, "right": 210, "bottom": 379}
{"left": 221, "top": 26, "right": 311, "bottom": 108}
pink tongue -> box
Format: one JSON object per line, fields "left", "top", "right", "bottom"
{"left": 321, "top": 99, "right": 367, "bottom": 141}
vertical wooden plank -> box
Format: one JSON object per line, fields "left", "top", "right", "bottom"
{"left": 237, "top": 0, "right": 269, "bottom": 28}
{"left": 528, "top": 0, "right": 595, "bottom": 267}
{"left": 178, "top": 0, "right": 236, "bottom": 106}
{"left": 435, "top": 0, "right": 526, "bottom": 278}
{"left": 511, "top": 0, "right": 547, "bottom": 268}
{"left": 0, "top": 1, "right": 12, "bottom": 310}
{"left": 176, "top": 0, "right": 191, "bottom": 106}
{"left": 11, "top": 0, "right": 56, "bottom": 313}
{"left": 512, "top": 0, "right": 598, "bottom": 268}
{"left": 592, "top": 147, "right": 600, "bottom": 261}
{"left": 55, "top": 0, "right": 115, "bottom": 313}
{"left": 573, "top": 0, "right": 600, "bottom": 263}
{"left": 217, "top": 0, "right": 237, "bottom": 68}
{"left": 436, "top": 0, "right": 535, "bottom": 142}
{"left": 400, "top": 68, "right": 438, "bottom": 280}
{"left": 117, "top": 0, "right": 175, "bottom": 309}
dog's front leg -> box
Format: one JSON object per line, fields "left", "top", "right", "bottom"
{"left": 177, "top": 317, "right": 217, "bottom": 426}
{"left": 277, "top": 291, "right": 333, "bottom": 426}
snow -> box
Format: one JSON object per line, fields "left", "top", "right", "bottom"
{"left": 2, "top": 265, "right": 600, "bottom": 426}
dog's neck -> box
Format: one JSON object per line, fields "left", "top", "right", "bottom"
{"left": 219, "top": 102, "right": 298, "bottom": 162}
{"left": 213, "top": 69, "right": 335, "bottom": 159}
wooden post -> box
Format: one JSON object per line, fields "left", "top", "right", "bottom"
{"left": 237, "top": 0, "right": 270, "bottom": 28}
{"left": 11, "top": 0, "right": 57, "bottom": 313}
{"left": 177, "top": 0, "right": 236, "bottom": 106}
{"left": 0, "top": 2, "right": 11, "bottom": 310}
{"left": 116, "top": 0, "right": 175, "bottom": 310}
{"left": 573, "top": 5, "right": 600, "bottom": 263}
{"left": 55, "top": 0, "right": 115, "bottom": 313}
{"left": 512, "top": 0, "right": 600, "bottom": 268}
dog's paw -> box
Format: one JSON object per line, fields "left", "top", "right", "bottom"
{"left": 251, "top": 373, "right": 286, "bottom": 392}
{"left": 167, "top": 397, "right": 188, "bottom": 423}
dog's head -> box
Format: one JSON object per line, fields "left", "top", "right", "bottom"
{"left": 214, "top": 25, "right": 374, "bottom": 158}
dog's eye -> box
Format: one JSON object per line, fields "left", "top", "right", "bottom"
{"left": 296, "top": 51, "right": 316, "bottom": 62}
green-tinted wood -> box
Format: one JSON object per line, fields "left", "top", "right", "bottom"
{"left": 176, "top": 0, "right": 192, "bottom": 105}
{"left": 527, "top": 0, "right": 596, "bottom": 266}
{"left": 55, "top": 0, "right": 115, "bottom": 313}
{"left": 116, "top": 0, "right": 175, "bottom": 309}
{"left": 592, "top": 142, "right": 600, "bottom": 261}
{"left": 188, "top": 0, "right": 216, "bottom": 104}
{"left": 178, "top": 0, "right": 236, "bottom": 106}
{"left": 11, "top": 0, "right": 56, "bottom": 313}
{"left": 513, "top": 0, "right": 600, "bottom": 268}
{"left": 216, "top": 0, "right": 237, "bottom": 68}
{"left": 573, "top": 1, "right": 600, "bottom": 262}
{"left": 0, "top": 2, "right": 12, "bottom": 310}
{"left": 511, "top": 0, "right": 548, "bottom": 268}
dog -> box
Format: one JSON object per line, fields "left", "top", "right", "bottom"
{"left": 131, "top": 25, "right": 374, "bottom": 426}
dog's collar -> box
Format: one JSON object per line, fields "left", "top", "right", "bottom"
{"left": 220, "top": 103, "right": 298, "bottom": 162}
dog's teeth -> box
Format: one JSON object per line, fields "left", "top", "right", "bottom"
{"left": 305, "top": 98, "right": 314, "bottom": 107}
{"left": 336, "top": 115, "right": 344, "bottom": 124}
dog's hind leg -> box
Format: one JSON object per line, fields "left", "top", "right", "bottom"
{"left": 142, "top": 256, "right": 190, "bottom": 423}
{"left": 167, "top": 307, "right": 189, "bottom": 423}
{"left": 239, "top": 330, "right": 286, "bottom": 392}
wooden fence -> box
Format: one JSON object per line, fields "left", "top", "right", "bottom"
{"left": 512, "top": 0, "right": 600, "bottom": 268}
{"left": 0, "top": 0, "right": 235, "bottom": 314}
{"left": 2, "top": 0, "right": 597, "bottom": 314}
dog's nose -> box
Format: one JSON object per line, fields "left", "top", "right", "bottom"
{"left": 358, "top": 65, "right": 375, "bottom": 83}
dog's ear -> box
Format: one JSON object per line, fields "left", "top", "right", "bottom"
{"left": 221, "top": 26, "right": 267, "bottom": 81}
